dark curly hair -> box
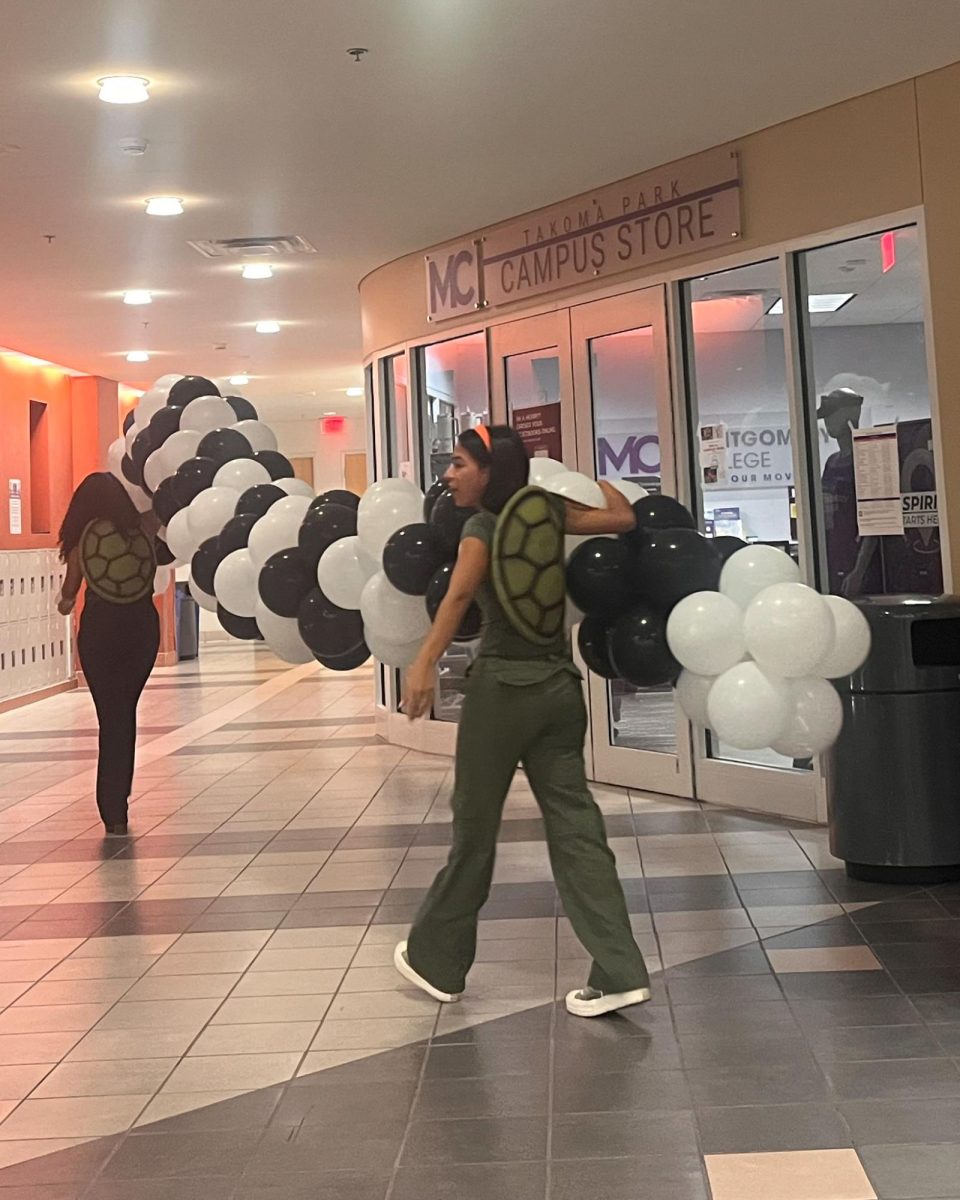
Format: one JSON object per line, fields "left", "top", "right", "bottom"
{"left": 58, "top": 472, "right": 142, "bottom": 560}
{"left": 458, "top": 425, "right": 530, "bottom": 514}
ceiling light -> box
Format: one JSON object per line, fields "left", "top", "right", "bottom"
{"left": 145, "top": 196, "right": 184, "bottom": 217}
{"left": 242, "top": 263, "right": 274, "bottom": 280}
{"left": 345, "top": 386, "right": 364, "bottom": 397}
{"left": 228, "top": 374, "right": 250, "bottom": 386}
{"left": 766, "top": 293, "right": 855, "bottom": 316}
{"left": 122, "top": 289, "right": 152, "bottom": 306}
{"left": 126, "top": 350, "right": 150, "bottom": 363}
{"left": 97, "top": 75, "right": 150, "bottom": 104}
{"left": 255, "top": 320, "right": 280, "bottom": 334}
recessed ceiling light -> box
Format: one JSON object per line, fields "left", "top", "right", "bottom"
{"left": 126, "top": 350, "right": 150, "bottom": 363}
{"left": 122, "top": 289, "right": 152, "bottom": 306}
{"left": 766, "top": 293, "right": 855, "bottom": 316}
{"left": 98, "top": 75, "right": 150, "bottom": 104}
{"left": 345, "top": 386, "right": 364, "bottom": 397}
{"left": 242, "top": 263, "right": 274, "bottom": 280}
{"left": 255, "top": 320, "right": 280, "bottom": 334}
{"left": 228, "top": 374, "right": 250, "bottom": 386}
{"left": 145, "top": 196, "right": 184, "bottom": 217}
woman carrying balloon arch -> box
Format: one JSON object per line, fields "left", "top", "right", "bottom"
{"left": 396, "top": 424, "right": 651, "bottom": 1018}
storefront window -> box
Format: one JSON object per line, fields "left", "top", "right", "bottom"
{"left": 798, "top": 226, "right": 942, "bottom": 598}
{"left": 416, "top": 331, "right": 490, "bottom": 723}
{"left": 382, "top": 354, "right": 412, "bottom": 480}
{"left": 684, "top": 259, "right": 799, "bottom": 769}
{"left": 506, "top": 348, "right": 563, "bottom": 459}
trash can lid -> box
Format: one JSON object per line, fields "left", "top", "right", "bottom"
{"left": 846, "top": 594, "right": 960, "bottom": 694}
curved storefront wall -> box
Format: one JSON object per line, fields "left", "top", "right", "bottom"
{"left": 359, "top": 64, "right": 960, "bottom": 821}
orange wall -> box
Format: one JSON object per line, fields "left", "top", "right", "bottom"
{"left": 0, "top": 355, "right": 118, "bottom": 551}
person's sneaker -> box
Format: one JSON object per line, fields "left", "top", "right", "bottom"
{"left": 104, "top": 824, "right": 129, "bottom": 837}
{"left": 565, "top": 985, "right": 651, "bottom": 1017}
{"left": 393, "top": 941, "right": 461, "bottom": 1003}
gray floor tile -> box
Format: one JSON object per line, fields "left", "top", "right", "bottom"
{"left": 790, "top": 995, "right": 922, "bottom": 1029}
{"left": 551, "top": 1110, "right": 700, "bottom": 1160}
{"left": 424, "top": 1041, "right": 550, "bottom": 1079}
{"left": 841, "top": 1097, "right": 960, "bottom": 1146}
{"left": 696, "top": 1101, "right": 852, "bottom": 1154}
{"left": 550, "top": 1154, "right": 709, "bottom": 1200}
{"left": 685, "top": 1059, "right": 831, "bottom": 1106}
{"left": 100, "top": 1130, "right": 258, "bottom": 1179}
{"left": 401, "top": 1116, "right": 548, "bottom": 1165}
{"left": 391, "top": 1161, "right": 546, "bottom": 1200}
{"left": 413, "top": 1074, "right": 549, "bottom": 1120}
{"left": 87, "top": 1181, "right": 237, "bottom": 1200}
{"left": 860, "top": 1141, "right": 960, "bottom": 1198}
{"left": 825, "top": 1057, "right": 960, "bottom": 1100}
{"left": 233, "top": 1172, "right": 391, "bottom": 1199}
{"left": 808, "top": 1023, "right": 945, "bottom": 1062}
{"left": 552, "top": 1067, "right": 692, "bottom": 1113}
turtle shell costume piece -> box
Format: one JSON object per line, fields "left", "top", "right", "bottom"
{"left": 491, "top": 486, "right": 567, "bottom": 646}
{"left": 79, "top": 519, "right": 156, "bottom": 604}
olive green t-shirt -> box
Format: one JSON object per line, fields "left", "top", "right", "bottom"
{"left": 461, "top": 511, "right": 580, "bottom": 686}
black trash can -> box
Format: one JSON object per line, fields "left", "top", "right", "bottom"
{"left": 828, "top": 595, "right": 960, "bottom": 884}
{"left": 175, "top": 582, "right": 200, "bottom": 661}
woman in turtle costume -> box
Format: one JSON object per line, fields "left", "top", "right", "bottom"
{"left": 397, "top": 425, "right": 650, "bottom": 1018}
{"left": 58, "top": 473, "right": 160, "bottom": 836}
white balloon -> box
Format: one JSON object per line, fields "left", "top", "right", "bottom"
{"left": 275, "top": 477, "right": 314, "bottom": 498}
{"left": 744, "top": 583, "right": 833, "bottom": 678}
{"left": 142, "top": 448, "right": 169, "bottom": 494}
{"left": 151, "top": 373, "right": 183, "bottom": 393}
{"left": 158, "top": 429, "right": 203, "bottom": 479}
{"left": 187, "top": 487, "right": 238, "bottom": 545}
{"left": 134, "top": 387, "right": 167, "bottom": 428}
{"left": 153, "top": 564, "right": 173, "bottom": 596}
{"left": 180, "top": 396, "right": 237, "bottom": 435}
{"left": 125, "top": 425, "right": 139, "bottom": 455}
{"left": 675, "top": 670, "right": 716, "bottom": 727}
{"left": 165, "top": 508, "right": 198, "bottom": 562}
{"left": 107, "top": 437, "right": 125, "bottom": 479}
{"left": 214, "top": 459, "right": 271, "bottom": 492}
{"left": 273, "top": 495, "right": 313, "bottom": 520}
{"left": 364, "top": 629, "right": 424, "bottom": 669}
{"left": 232, "top": 419, "right": 278, "bottom": 453}
{"left": 667, "top": 592, "right": 746, "bottom": 676}
{"left": 720, "top": 544, "right": 800, "bottom": 609}
{"left": 772, "top": 677, "right": 844, "bottom": 758}
{"left": 528, "top": 457, "right": 568, "bottom": 486}
{"left": 376, "top": 476, "right": 423, "bottom": 498}
{"left": 317, "top": 536, "right": 378, "bottom": 609}
{"left": 213, "top": 549, "right": 258, "bottom": 618}
{"left": 190, "top": 580, "right": 219, "bottom": 613}
{"left": 542, "top": 471, "right": 606, "bottom": 509}
{"left": 360, "top": 572, "right": 432, "bottom": 644}
{"left": 815, "top": 596, "right": 872, "bottom": 679}
{"left": 255, "top": 600, "right": 314, "bottom": 664}
{"left": 608, "top": 478, "right": 648, "bottom": 504}
{"left": 248, "top": 497, "right": 312, "bottom": 569}
{"left": 357, "top": 482, "right": 424, "bottom": 560}
{"left": 707, "top": 662, "right": 792, "bottom": 750}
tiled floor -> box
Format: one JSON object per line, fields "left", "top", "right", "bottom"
{"left": 0, "top": 643, "right": 958, "bottom": 1197}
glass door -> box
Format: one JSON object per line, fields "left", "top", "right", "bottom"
{"left": 570, "top": 287, "right": 694, "bottom": 798}
{"left": 490, "top": 312, "right": 576, "bottom": 463}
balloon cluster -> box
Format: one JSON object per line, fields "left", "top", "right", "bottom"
{"left": 107, "top": 374, "right": 368, "bottom": 669}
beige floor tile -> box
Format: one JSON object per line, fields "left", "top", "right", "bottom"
{"left": 16, "top": 978, "right": 135, "bottom": 1007}
{"left": 310, "top": 1016, "right": 436, "bottom": 1051}
{"left": 230, "top": 968, "right": 345, "bottom": 997}
{"left": 0, "top": 1063, "right": 56, "bottom": 1101}
{"left": 94, "top": 998, "right": 221, "bottom": 1032}
{"left": 0, "top": 1031, "right": 82, "bottom": 1064}
{"left": 704, "top": 1149, "right": 876, "bottom": 1200}
{"left": 0, "top": 1139, "right": 94, "bottom": 1170}
{"left": 122, "top": 973, "right": 241, "bottom": 1002}
{"left": 327, "top": 990, "right": 438, "bottom": 1020}
{"left": 265, "top": 927, "right": 365, "bottom": 950}
{"left": 0, "top": 1004, "right": 111, "bottom": 1035}
{"left": 147, "top": 950, "right": 259, "bottom": 977}
{"left": 249, "top": 947, "right": 355, "bottom": 972}
{"left": 0, "top": 1094, "right": 151, "bottom": 1139}
{"left": 70, "top": 935, "right": 179, "bottom": 959}
{"left": 134, "top": 1090, "right": 245, "bottom": 1126}
{"left": 161, "top": 1052, "right": 301, "bottom": 1093}
{"left": 211, "top": 995, "right": 333, "bottom": 1025}
{"left": 188, "top": 1021, "right": 319, "bottom": 1056}
{"left": 766, "top": 946, "right": 883, "bottom": 973}
{"left": 66, "top": 1028, "right": 198, "bottom": 1062}
{"left": 32, "top": 1058, "right": 177, "bottom": 1098}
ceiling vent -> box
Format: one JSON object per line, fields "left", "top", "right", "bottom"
{"left": 188, "top": 235, "right": 317, "bottom": 259}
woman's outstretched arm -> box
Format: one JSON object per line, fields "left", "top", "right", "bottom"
{"left": 564, "top": 481, "right": 637, "bottom": 536}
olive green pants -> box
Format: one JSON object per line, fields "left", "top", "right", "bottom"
{"left": 407, "top": 668, "right": 649, "bottom": 996}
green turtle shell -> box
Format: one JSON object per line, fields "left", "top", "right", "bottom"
{"left": 491, "top": 486, "right": 566, "bottom": 646}
{"left": 79, "top": 518, "right": 156, "bottom": 604}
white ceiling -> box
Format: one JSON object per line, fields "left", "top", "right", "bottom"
{"left": 2, "top": 0, "right": 960, "bottom": 421}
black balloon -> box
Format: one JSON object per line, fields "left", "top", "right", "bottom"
{"left": 423, "top": 479, "right": 447, "bottom": 523}
{"left": 191, "top": 537, "right": 223, "bottom": 596}
{"left": 121, "top": 454, "right": 139, "bottom": 486}
{"left": 607, "top": 603, "right": 680, "bottom": 688}
{"left": 577, "top": 616, "right": 618, "bottom": 679}
{"left": 148, "top": 405, "right": 183, "bottom": 447}
{"left": 627, "top": 495, "right": 696, "bottom": 542}
{"left": 254, "top": 450, "right": 295, "bottom": 480}
{"left": 632, "top": 527, "right": 722, "bottom": 612}
{"left": 122, "top": 410, "right": 136, "bottom": 434}
{"left": 298, "top": 504, "right": 358, "bottom": 571}
{"left": 713, "top": 535, "right": 748, "bottom": 564}
{"left": 566, "top": 538, "right": 637, "bottom": 617}
{"left": 425, "top": 563, "right": 482, "bottom": 641}
{"left": 258, "top": 548, "right": 314, "bottom": 618}
{"left": 225, "top": 395, "right": 258, "bottom": 422}
{"left": 173, "top": 456, "right": 219, "bottom": 507}
{"left": 383, "top": 523, "right": 447, "bottom": 596}
{"left": 430, "top": 491, "right": 475, "bottom": 557}
{"left": 152, "top": 476, "right": 184, "bottom": 526}
{"left": 309, "top": 489, "right": 360, "bottom": 512}
{"left": 131, "top": 427, "right": 155, "bottom": 474}
{"left": 217, "top": 606, "right": 262, "bottom": 641}
{"left": 219, "top": 512, "right": 260, "bottom": 555}
{"left": 316, "top": 642, "right": 371, "bottom": 671}
{"left": 155, "top": 538, "right": 175, "bottom": 567}
{"left": 235, "top": 483, "right": 286, "bottom": 519}
{"left": 168, "top": 376, "right": 219, "bottom": 407}
{"left": 297, "top": 587, "right": 366, "bottom": 660}
{"left": 196, "top": 427, "right": 253, "bottom": 466}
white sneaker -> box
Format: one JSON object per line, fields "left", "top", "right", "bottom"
{"left": 565, "top": 985, "right": 651, "bottom": 1017}
{"left": 393, "top": 941, "right": 461, "bottom": 1003}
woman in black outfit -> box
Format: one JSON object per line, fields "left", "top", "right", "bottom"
{"left": 58, "top": 473, "right": 160, "bottom": 836}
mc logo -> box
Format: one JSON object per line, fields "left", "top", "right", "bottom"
{"left": 426, "top": 245, "right": 478, "bottom": 319}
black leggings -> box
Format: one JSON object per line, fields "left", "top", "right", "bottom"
{"left": 78, "top": 595, "right": 160, "bottom": 827}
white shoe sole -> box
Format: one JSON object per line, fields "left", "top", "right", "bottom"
{"left": 564, "top": 987, "right": 651, "bottom": 1017}
{"left": 393, "top": 941, "right": 461, "bottom": 1004}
